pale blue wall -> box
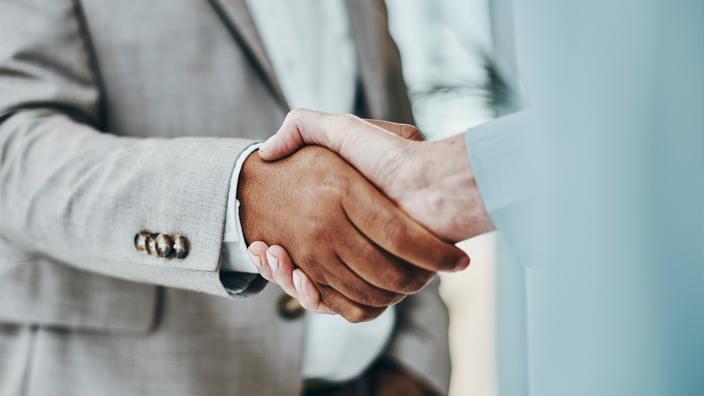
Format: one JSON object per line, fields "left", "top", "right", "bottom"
{"left": 503, "top": 1, "right": 704, "bottom": 395}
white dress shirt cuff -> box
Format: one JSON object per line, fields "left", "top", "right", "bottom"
{"left": 221, "top": 143, "right": 263, "bottom": 275}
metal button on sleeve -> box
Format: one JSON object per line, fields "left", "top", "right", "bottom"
{"left": 172, "top": 235, "right": 190, "bottom": 259}
{"left": 155, "top": 234, "right": 174, "bottom": 258}
{"left": 277, "top": 294, "right": 305, "bottom": 320}
{"left": 147, "top": 233, "right": 159, "bottom": 257}
{"left": 134, "top": 231, "right": 152, "bottom": 255}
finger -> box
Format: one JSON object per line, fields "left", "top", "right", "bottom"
{"left": 260, "top": 111, "right": 420, "bottom": 194}
{"left": 363, "top": 119, "right": 425, "bottom": 142}
{"left": 336, "top": 231, "right": 436, "bottom": 294}
{"left": 259, "top": 108, "right": 332, "bottom": 161}
{"left": 343, "top": 179, "right": 470, "bottom": 273}
{"left": 266, "top": 245, "right": 300, "bottom": 299}
{"left": 261, "top": 244, "right": 335, "bottom": 316}
{"left": 248, "top": 241, "right": 275, "bottom": 283}
{"left": 317, "top": 284, "right": 388, "bottom": 323}
{"left": 259, "top": 109, "right": 399, "bottom": 161}
{"left": 259, "top": 112, "right": 421, "bottom": 205}
{"left": 294, "top": 269, "right": 335, "bottom": 315}
{"left": 303, "top": 246, "right": 407, "bottom": 308}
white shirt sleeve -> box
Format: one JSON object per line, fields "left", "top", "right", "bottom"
{"left": 221, "top": 143, "right": 263, "bottom": 275}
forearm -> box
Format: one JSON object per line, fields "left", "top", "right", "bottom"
{"left": 0, "top": 110, "right": 258, "bottom": 296}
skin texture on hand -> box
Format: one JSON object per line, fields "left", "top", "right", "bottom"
{"left": 249, "top": 110, "right": 494, "bottom": 317}
{"left": 238, "top": 145, "right": 469, "bottom": 322}
{"left": 259, "top": 109, "right": 496, "bottom": 243}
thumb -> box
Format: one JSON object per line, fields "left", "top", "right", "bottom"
{"left": 258, "top": 109, "right": 415, "bottom": 187}
{"left": 363, "top": 119, "right": 425, "bottom": 142}
{"left": 259, "top": 109, "right": 348, "bottom": 161}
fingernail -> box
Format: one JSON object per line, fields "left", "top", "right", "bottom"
{"left": 454, "top": 255, "right": 470, "bottom": 272}
{"left": 247, "top": 248, "right": 261, "bottom": 267}
{"left": 293, "top": 271, "right": 302, "bottom": 291}
{"left": 266, "top": 251, "right": 279, "bottom": 271}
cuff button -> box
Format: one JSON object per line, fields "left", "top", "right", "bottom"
{"left": 277, "top": 295, "right": 305, "bottom": 320}
{"left": 172, "top": 235, "right": 190, "bottom": 259}
{"left": 134, "top": 231, "right": 152, "bottom": 255}
{"left": 155, "top": 234, "right": 174, "bottom": 258}
{"left": 148, "top": 233, "right": 160, "bottom": 256}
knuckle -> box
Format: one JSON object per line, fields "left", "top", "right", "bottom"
{"left": 328, "top": 178, "right": 347, "bottom": 199}
{"left": 316, "top": 284, "right": 388, "bottom": 323}
{"left": 383, "top": 268, "right": 424, "bottom": 294}
{"left": 294, "top": 252, "right": 325, "bottom": 283}
{"left": 402, "top": 125, "right": 422, "bottom": 140}
{"left": 295, "top": 244, "right": 315, "bottom": 265}
{"left": 339, "top": 114, "right": 363, "bottom": 131}
{"left": 297, "top": 295, "right": 316, "bottom": 311}
{"left": 356, "top": 244, "right": 422, "bottom": 294}
{"left": 344, "top": 307, "right": 366, "bottom": 323}
{"left": 439, "top": 249, "right": 463, "bottom": 271}
{"left": 415, "top": 269, "right": 437, "bottom": 290}
{"left": 344, "top": 305, "right": 383, "bottom": 323}
{"left": 342, "top": 113, "right": 359, "bottom": 123}
{"left": 287, "top": 108, "right": 306, "bottom": 119}
{"left": 306, "top": 216, "right": 330, "bottom": 241}
{"left": 364, "top": 288, "right": 404, "bottom": 308}
{"left": 382, "top": 216, "right": 409, "bottom": 253}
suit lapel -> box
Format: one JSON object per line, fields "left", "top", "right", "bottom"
{"left": 346, "top": 0, "right": 388, "bottom": 120}
{"left": 208, "top": 0, "right": 389, "bottom": 118}
{"left": 207, "top": 0, "right": 289, "bottom": 111}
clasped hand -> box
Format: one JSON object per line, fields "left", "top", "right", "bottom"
{"left": 239, "top": 110, "right": 491, "bottom": 322}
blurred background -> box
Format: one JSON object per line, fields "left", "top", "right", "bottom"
{"left": 385, "top": 1, "right": 501, "bottom": 395}
{"left": 384, "top": 2, "right": 704, "bottom": 395}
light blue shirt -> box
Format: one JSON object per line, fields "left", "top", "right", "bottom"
{"left": 463, "top": 0, "right": 703, "bottom": 395}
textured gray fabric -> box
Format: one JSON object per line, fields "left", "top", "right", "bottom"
{"left": 0, "top": 325, "right": 34, "bottom": 396}
{"left": 0, "top": 256, "right": 158, "bottom": 332}
{"left": 384, "top": 277, "right": 452, "bottom": 395}
{"left": 0, "top": 0, "right": 450, "bottom": 394}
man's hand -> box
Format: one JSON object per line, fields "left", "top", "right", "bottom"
{"left": 238, "top": 145, "right": 469, "bottom": 322}
{"left": 259, "top": 109, "right": 495, "bottom": 243}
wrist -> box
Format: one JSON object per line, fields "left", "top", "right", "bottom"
{"left": 434, "top": 134, "right": 495, "bottom": 240}
{"left": 396, "top": 134, "right": 494, "bottom": 242}
{"left": 237, "top": 150, "right": 265, "bottom": 245}
{"left": 224, "top": 143, "right": 262, "bottom": 243}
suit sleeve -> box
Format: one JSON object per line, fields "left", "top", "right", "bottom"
{"left": 0, "top": 0, "right": 266, "bottom": 298}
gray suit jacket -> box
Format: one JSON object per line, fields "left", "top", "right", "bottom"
{"left": 0, "top": 0, "right": 450, "bottom": 395}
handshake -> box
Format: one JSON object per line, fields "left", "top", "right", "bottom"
{"left": 238, "top": 109, "right": 495, "bottom": 322}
